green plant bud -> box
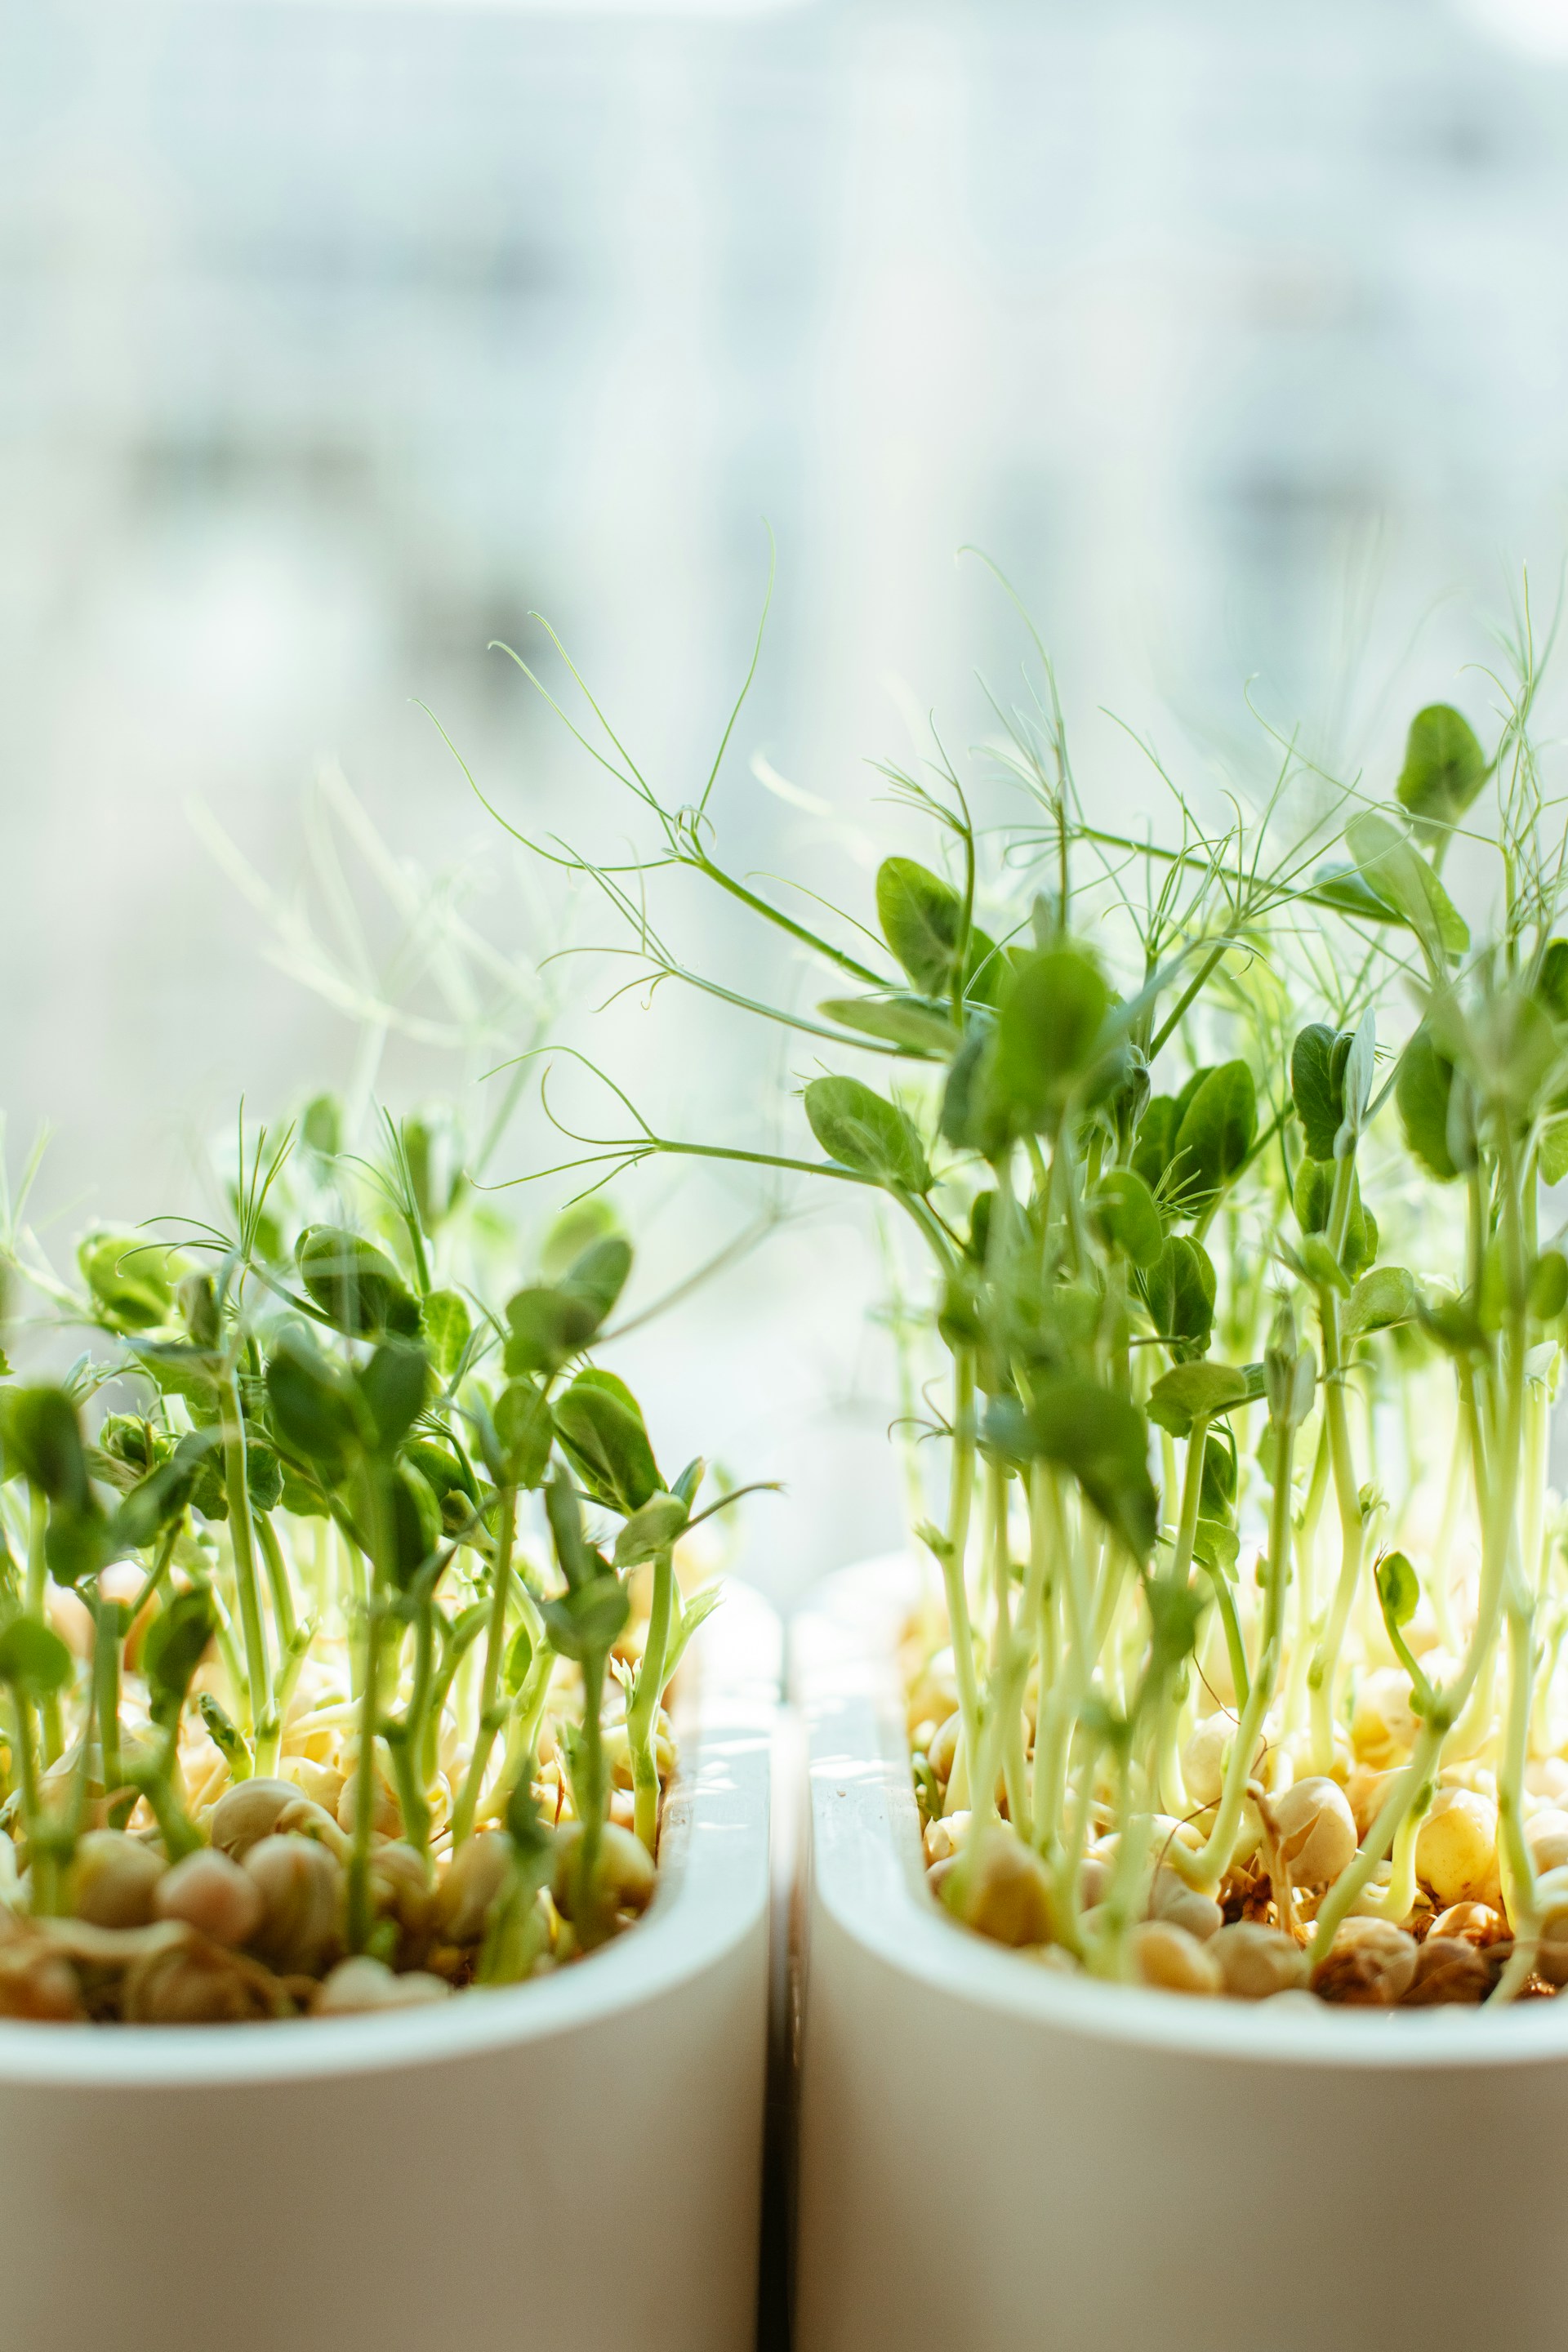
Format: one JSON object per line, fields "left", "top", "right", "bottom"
{"left": 207, "top": 1778, "right": 299, "bottom": 1861}
{"left": 71, "top": 1830, "right": 166, "bottom": 1930}
{"left": 434, "top": 1831, "right": 514, "bottom": 1946}
{"left": 551, "top": 1820, "right": 655, "bottom": 1922}
{"left": 1311, "top": 1918, "right": 1418, "bottom": 2006}
{"left": 78, "top": 1232, "right": 178, "bottom": 1334}
{"left": 314, "top": 1956, "right": 452, "bottom": 2014}
{"left": 154, "top": 1850, "right": 265, "bottom": 1948}
{"left": 243, "top": 1835, "right": 343, "bottom": 1976}
{"left": 1212, "top": 1922, "right": 1307, "bottom": 2001}
{"left": 122, "top": 1931, "right": 285, "bottom": 2024}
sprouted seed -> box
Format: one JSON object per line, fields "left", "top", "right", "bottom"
{"left": 489, "top": 556, "right": 1568, "bottom": 2009}
{"left": 0, "top": 1100, "right": 767, "bottom": 2023}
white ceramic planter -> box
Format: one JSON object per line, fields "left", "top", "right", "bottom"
{"left": 0, "top": 1583, "right": 778, "bottom": 2352}
{"left": 792, "top": 1557, "right": 1568, "bottom": 2352}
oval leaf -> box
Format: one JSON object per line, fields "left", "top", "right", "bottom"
{"left": 804, "top": 1076, "right": 930, "bottom": 1192}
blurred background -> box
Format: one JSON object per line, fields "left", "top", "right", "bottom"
{"left": 5, "top": 0, "right": 1568, "bottom": 1601}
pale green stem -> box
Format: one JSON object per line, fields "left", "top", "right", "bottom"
{"left": 218, "top": 1373, "right": 270, "bottom": 1741}
{"left": 451, "top": 1486, "right": 517, "bottom": 1846}
{"left": 627, "top": 1547, "right": 675, "bottom": 1852}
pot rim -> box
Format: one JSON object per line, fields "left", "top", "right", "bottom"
{"left": 0, "top": 1580, "right": 778, "bottom": 2087}
{"left": 796, "top": 1554, "right": 1568, "bottom": 2073}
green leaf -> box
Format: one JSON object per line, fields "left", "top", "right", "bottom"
{"left": 421, "top": 1288, "right": 472, "bottom": 1380}
{"left": 78, "top": 1232, "right": 179, "bottom": 1334}
{"left": 1543, "top": 1116, "right": 1568, "bottom": 1190}
{"left": 544, "top": 1468, "right": 599, "bottom": 1594}
{"left": 804, "top": 1076, "right": 930, "bottom": 1192}
{"left": 990, "top": 949, "right": 1117, "bottom": 1134}
{"left": 265, "top": 1333, "right": 363, "bottom": 1481}
{"left": 1530, "top": 1250, "right": 1568, "bottom": 1321}
{"left": 1169, "top": 1060, "right": 1256, "bottom": 1215}
{"left": 44, "top": 1503, "right": 114, "bottom": 1588}
{"left": 554, "top": 1372, "right": 662, "bottom": 1517}
{"left": 1311, "top": 865, "right": 1404, "bottom": 926}
{"left": 358, "top": 1341, "right": 430, "bottom": 1456}
{"left": 1290, "top": 1025, "right": 1347, "bottom": 1162}
{"left": 1396, "top": 1025, "right": 1464, "bottom": 1183}
{"left": 661, "top": 1582, "right": 724, "bottom": 1687}
{"left": 1296, "top": 1236, "right": 1352, "bottom": 1297}
{"left": 875, "top": 858, "right": 969, "bottom": 995}
{"left": 938, "top": 1028, "right": 1009, "bottom": 1160}
{"left": 1089, "top": 1169, "right": 1163, "bottom": 1270}
{"left": 0, "top": 1616, "right": 72, "bottom": 1695}
{"left": 1192, "top": 1517, "right": 1240, "bottom": 1577}
{"left": 1396, "top": 704, "right": 1487, "bottom": 843}
{"left": 1146, "top": 1361, "right": 1263, "bottom": 1439}
{"left": 1294, "top": 1159, "right": 1378, "bottom": 1275}
{"left": 301, "top": 1094, "right": 342, "bottom": 1157}
{"left": 1138, "top": 1237, "right": 1216, "bottom": 1363}
{"left": 1131, "top": 1095, "right": 1179, "bottom": 1192}
{"left": 1345, "top": 810, "right": 1469, "bottom": 969}
{"left": 0, "top": 1387, "right": 91, "bottom": 1509}
{"left": 504, "top": 1236, "right": 632, "bottom": 1377}
{"left": 613, "top": 1490, "right": 690, "bottom": 1568}
{"left": 540, "top": 1574, "right": 630, "bottom": 1664}
{"left": 140, "top": 1589, "right": 217, "bottom": 1725}
{"left": 1376, "top": 1548, "right": 1420, "bottom": 1633}
{"left": 986, "top": 1377, "right": 1157, "bottom": 1561}
{"left": 817, "top": 995, "right": 959, "bottom": 1057}
{"left": 540, "top": 1199, "right": 620, "bottom": 1281}
{"left": 503, "top": 1622, "right": 534, "bottom": 1697}
{"left": 1200, "top": 1428, "right": 1237, "bottom": 1517}
{"left": 131, "top": 1341, "right": 220, "bottom": 1417}
{"left": 112, "top": 1429, "right": 220, "bottom": 1552}
{"left": 492, "top": 1378, "right": 555, "bottom": 1490}
{"left": 296, "top": 1227, "right": 420, "bottom": 1339}
{"left": 1538, "top": 941, "right": 1568, "bottom": 1025}
{"left": 1146, "top": 1579, "right": 1205, "bottom": 1675}
{"left": 1344, "top": 1266, "right": 1416, "bottom": 1338}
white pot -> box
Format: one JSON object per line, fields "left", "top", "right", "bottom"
{"left": 0, "top": 1584, "right": 778, "bottom": 2352}
{"left": 791, "top": 1557, "right": 1568, "bottom": 2352}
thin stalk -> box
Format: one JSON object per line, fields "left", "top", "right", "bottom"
{"left": 218, "top": 1372, "right": 270, "bottom": 1741}
{"left": 627, "top": 1547, "right": 675, "bottom": 1851}
{"left": 451, "top": 1485, "right": 517, "bottom": 1846}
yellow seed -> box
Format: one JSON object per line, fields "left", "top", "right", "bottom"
{"left": 71, "top": 1830, "right": 165, "bottom": 1930}
{"left": 123, "top": 1933, "right": 282, "bottom": 2024}
{"left": 0, "top": 1938, "right": 82, "bottom": 2020}
{"left": 947, "top": 1825, "right": 1054, "bottom": 1950}
{"left": 1352, "top": 1669, "right": 1421, "bottom": 1769}
{"left": 208, "top": 1779, "right": 298, "bottom": 1861}
{"left": 273, "top": 1795, "right": 350, "bottom": 1860}
{"left": 243, "top": 1833, "right": 343, "bottom": 1976}
{"left": 926, "top": 1712, "right": 960, "bottom": 1786}
{"left": 1271, "top": 1778, "right": 1357, "bottom": 1890}
{"left": 314, "top": 1957, "right": 452, "bottom": 2014}
{"left": 1148, "top": 1867, "right": 1222, "bottom": 1943}
{"left": 1428, "top": 1900, "right": 1506, "bottom": 1946}
{"left": 1525, "top": 1810, "right": 1568, "bottom": 1876}
{"left": 552, "top": 1821, "right": 655, "bottom": 1922}
{"left": 434, "top": 1833, "right": 513, "bottom": 1945}
{"left": 1212, "top": 1922, "right": 1307, "bottom": 2000}
{"left": 1129, "top": 1919, "right": 1221, "bottom": 1996}
{"left": 154, "top": 1850, "right": 264, "bottom": 1948}
{"left": 1311, "top": 1918, "right": 1418, "bottom": 2006}
{"left": 1416, "top": 1788, "right": 1499, "bottom": 1909}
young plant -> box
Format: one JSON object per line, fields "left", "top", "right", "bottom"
{"left": 0, "top": 1102, "right": 760, "bottom": 2021}
{"left": 491, "top": 577, "right": 1568, "bottom": 2007}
